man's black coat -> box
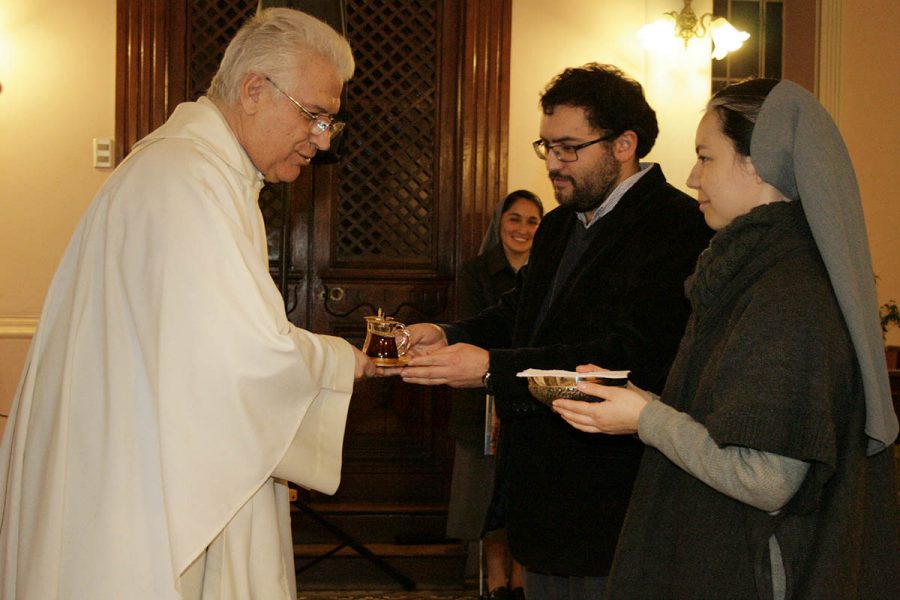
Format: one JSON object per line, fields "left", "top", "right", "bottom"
{"left": 445, "top": 164, "right": 713, "bottom": 575}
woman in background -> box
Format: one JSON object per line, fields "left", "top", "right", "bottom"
{"left": 447, "top": 190, "right": 543, "bottom": 600}
{"left": 554, "top": 79, "right": 899, "bottom": 599}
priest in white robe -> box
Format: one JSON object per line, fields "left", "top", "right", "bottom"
{"left": 0, "top": 8, "right": 373, "bottom": 599}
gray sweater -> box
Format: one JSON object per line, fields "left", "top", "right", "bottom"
{"left": 639, "top": 398, "right": 808, "bottom": 600}
{"left": 639, "top": 399, "right": 808, "bottom": 512}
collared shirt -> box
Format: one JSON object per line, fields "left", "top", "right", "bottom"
{"left": 577, "top": 162, "right": 655, "bottom": 228}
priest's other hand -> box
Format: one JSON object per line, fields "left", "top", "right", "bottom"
{"left": 400, "top": 343, "right": 488, "bottom": 388}
{"left": 352, "top": 346, "right": 377, "bottom": 380}
{"left": 552, "top": 378, "right": 652, "bottom": 435}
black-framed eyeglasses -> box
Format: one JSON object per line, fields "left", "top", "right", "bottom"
{"left": 265, "top": 76, "right": 345, "bottom": 138}
{"left": 532, "top": 132, "right": 618, "bottom": 162}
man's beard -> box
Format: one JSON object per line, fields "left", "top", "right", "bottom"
{"left": 551, "top": 154, "right": 621, "bottom": 213}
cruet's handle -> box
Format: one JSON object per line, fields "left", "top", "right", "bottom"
{"left": 394, "top": 324, "right": 411, "bottom": 357}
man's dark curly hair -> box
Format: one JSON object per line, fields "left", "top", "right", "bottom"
{"left": 540, "top": 63, "right": 659, "bottom": 159}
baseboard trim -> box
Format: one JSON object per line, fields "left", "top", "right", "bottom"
{"left": 0, "top": 317, "right": 39, "bottom": 339}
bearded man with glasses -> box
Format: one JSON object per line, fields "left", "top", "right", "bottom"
{"left": 0, "top": 8, "right": 377, "bottom": 600}
{"left": 390, "top": 63, "right": 713, "bottom": 599}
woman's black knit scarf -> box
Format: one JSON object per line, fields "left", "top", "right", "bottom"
{"left": 685, "top": 201, "right": 800, "bottom": 315}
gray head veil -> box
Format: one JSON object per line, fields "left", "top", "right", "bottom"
{"left": 478, "top": 200, "right": 505, "bottom": 255}
{"left": 750, "top": 80, "right": 897, "bottom": 454}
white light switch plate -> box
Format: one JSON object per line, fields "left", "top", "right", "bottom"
{"left": 93, "top": 138, "right": 114, "bottom": 168}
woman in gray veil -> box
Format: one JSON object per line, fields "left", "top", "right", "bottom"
{"left": 447, "top": 190, "right": 543, "bottom": 600}
{"left": 553, "top": 79, "right": 899, "bottom": 599}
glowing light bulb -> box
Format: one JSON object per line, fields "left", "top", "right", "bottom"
{"left": 638, "top": 17, "right": 677, "bottom": 53}
{"left": 710, "top": 18, "right": 750, "bottom": 60}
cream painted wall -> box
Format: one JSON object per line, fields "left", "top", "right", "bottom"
{"left": 0, "top": 0, "right": 116, "bottom": 437}
{"left": 0, "top": 0, "right": 898, "bottom": 438}
{"left": 0, "top": 340, "right": 30, "bottom": 438}
{"left": 838, "top": 0, "right": 900, "bottom": 346}
{"left": 0, "top": 0, "right": 116, "bottom": 314}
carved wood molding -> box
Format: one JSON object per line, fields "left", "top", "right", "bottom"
{"left": 457, "top": 0, "right": 511, "bottom": 266}
{"left": 115, "top": 0, "right": 188, "bottom": 163}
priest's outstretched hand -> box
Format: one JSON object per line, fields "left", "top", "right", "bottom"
{"left": 353, "top": 346, "right": 377, "bottom": 379}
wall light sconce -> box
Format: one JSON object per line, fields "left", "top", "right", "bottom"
{"left": 639, "top": 0, "right": 750, "bottom": 60}
{"left": 0, "top": 18, "right": 5, "bottom": 94}
{"left": 0, "top": 25, "right": 7, "bottom": 94}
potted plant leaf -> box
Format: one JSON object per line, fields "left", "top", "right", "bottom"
{"left": 881, "top": 298, "right": 900, "bottom": 370}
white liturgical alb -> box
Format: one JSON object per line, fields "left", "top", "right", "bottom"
{"left": 0, "top": 98, "right": 356, "bottom": 599}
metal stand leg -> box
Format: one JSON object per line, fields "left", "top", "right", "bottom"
{"left": 293, "top": 498, "right": 416, "bottom": 591}
{"left": 478, "top": 539, "right": 485, "bottom": 599}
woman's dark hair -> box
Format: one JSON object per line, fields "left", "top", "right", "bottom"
{"left": 540, "top": 63, "right": 659, "bottom": 159}
{"left": 708, "top": 78, "right": 780, "bottom": 157}
{"left": 501, "top": 189, "right": 544, "bottom": 218}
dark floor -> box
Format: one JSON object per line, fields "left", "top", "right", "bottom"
{"left": 298, "top": 592, "right": 479, "bottom": 599}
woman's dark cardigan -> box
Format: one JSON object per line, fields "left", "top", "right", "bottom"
{"left": 606, "top": 202, "right": 900, "bottom": 599}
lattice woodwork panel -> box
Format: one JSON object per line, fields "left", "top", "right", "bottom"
{"left": 189, "top": 0, "right": 258, "bottom": 100}
{"left": 336, "top": 0, "right": 438, "bottom": 262}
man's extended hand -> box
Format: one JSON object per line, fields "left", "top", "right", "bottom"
{"left": 375, "top": 322, "right": 448, "bottom": 377}
{"left": 404, "top": 323, "right": 449, "bottom": 357}
{"left": 400, "top": 343, "right": 489, "bottom": 388}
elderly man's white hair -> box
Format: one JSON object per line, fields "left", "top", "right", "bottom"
{"left": 208, "top": 7, "right": 354, "bottom": 105}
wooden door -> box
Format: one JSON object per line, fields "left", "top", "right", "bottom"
{"left": 298, "top": 0, "right": 463, "bottom": 504}
{"left": 116, "top": 0, "right": 511, "bottom": 506}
